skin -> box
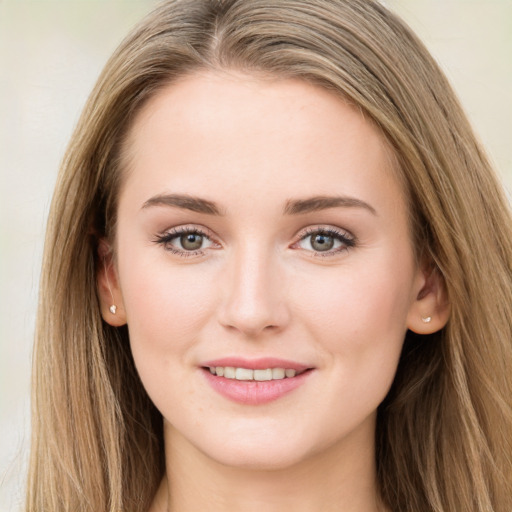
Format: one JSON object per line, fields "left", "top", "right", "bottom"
{"left": 98, "top": 71, "right": 449, "bottom": 512}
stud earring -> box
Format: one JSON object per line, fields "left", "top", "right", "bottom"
{"left": 421, "top": 316, "right": 432, "bottom": 323}
{"left": 104, "top": 259, "right": 117, "bottom": 316}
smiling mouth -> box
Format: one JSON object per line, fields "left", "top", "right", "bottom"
{"left": 201, "top": 364, "right": 314, "bottom": 404}
{"left": 204, "top": 366, "right": 310, "bottom": 381}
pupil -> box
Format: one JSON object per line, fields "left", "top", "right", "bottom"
{"left": 181, "top": 233, "right": 202, "bottom": 250}
{"left": 312, "top": 233, "right": 334, "bottom": 251}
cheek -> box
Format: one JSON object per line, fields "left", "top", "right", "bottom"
{"left": 116, "top": 247, "right": 218, "bottom": 365}
{"left": 293, "top": 250, "right": 416, "bottom": 375}
{"left": 290, "top": 255, "right": 416, "bottom": 432}
{"left": 299, "top": 263, "right": 412, "bottom": 330}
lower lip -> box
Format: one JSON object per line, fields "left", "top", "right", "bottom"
{"left": 202, "top": 368, "right": 313, "bottom": 405}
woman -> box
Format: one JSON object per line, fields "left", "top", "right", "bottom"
{"left": 27, "top": 0, "right": 512, "bottom": 511}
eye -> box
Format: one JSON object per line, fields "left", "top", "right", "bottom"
{"left": 179, "top": 232, "right": 207, "bottom": 251}
{"left": 153, "top": 226, "right": 217, "bottom": 256}
{"left": 294, "top": 227, "right": 355, "bottom": 256}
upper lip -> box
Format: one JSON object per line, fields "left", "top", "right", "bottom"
{"left": 201, "top": 357, "right": 312, "bottom": 372}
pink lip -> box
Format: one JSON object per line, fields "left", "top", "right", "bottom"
{"left": 202, "top": 357, "right": 311, "bottom": 372}
{"left": 200, "top": 357, "right": 314, "bottom": 405}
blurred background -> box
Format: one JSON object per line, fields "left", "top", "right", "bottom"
{"left": 1, "top": 1, "right": 511, "bottom": 510}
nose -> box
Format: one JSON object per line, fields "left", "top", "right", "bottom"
{"left": 217, "top": 245, "right": 290, "bottom": 338}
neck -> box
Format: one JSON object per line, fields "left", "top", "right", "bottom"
{"left": 150, "top": 419, "right": 386, "bottom": 512}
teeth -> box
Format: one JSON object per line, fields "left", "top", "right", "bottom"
{"left": 224, "top": 367, "right": 236, "bottom": 379}
{"left": 235, "top": 368, "right": 253, "bottom": 380}
{"left": 272, "top": 368, "right": 285, "bottom": 379}
{"left": 208, "top": 366, "right": 300, "bottom": 380}
{"left": 254, "top": 369, "right": 272, "bottom": 381}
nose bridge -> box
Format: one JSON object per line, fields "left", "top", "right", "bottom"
{"left": 219, "top": 240, "right": 288, "bottom": 336}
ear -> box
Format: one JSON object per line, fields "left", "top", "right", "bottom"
{"left": 97, "top": 238, "right": 127, "bottom": 327}
{"left": 406, "top": 262, "right": 450, "bottom": 335}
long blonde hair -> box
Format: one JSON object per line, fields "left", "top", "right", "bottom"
{"left": 28, "top": 1, "right": 512, "bottom": 510}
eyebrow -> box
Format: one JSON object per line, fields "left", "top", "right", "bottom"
{"left": 142, "top": 193, "right": 223, "bottom": 215}
{"left": 141, "top": 193, "right": 376, "bottom": 217}
{"left": 283, "top": 195, "right": 377, "bottom": 216}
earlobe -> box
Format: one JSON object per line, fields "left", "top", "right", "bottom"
{"left": 97, "top": 239, "right": 127, "bottom": 327}
{"left": 407, "top": 265, "right": 450, "bottom": 335}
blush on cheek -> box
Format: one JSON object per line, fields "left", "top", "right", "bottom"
{"left": 122, "top": 262, "right": 216, "bottom": 346}
{"left": 313, "top": 267, "right": 411, "bottom": 353}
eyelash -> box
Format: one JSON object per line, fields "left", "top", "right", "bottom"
{"left": 153, "top": 226, "right": 216, "bottom": 257}
{"left": 293, "top": 226, "right": 356, "bottom": 257}
{"left": 153, "top": 226, "right": 356, "bottom": 258}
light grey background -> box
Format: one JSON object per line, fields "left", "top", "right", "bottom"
{"left": 1, "top": 1, "right": 511, "bottom": 510}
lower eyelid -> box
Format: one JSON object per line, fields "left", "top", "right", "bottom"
{"left": 309, "top": 245, "right": 352, "bottom": 257}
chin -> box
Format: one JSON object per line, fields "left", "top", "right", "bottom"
{"left": 166, "top": 415, "right": 315, "bottom": 470}
{"left": 191, "top": 425, "right": 324, "bottom": 472}
{"left": 206, "top": 445, "right": 308, "bottom": 472}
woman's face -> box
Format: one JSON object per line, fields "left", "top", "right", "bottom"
{"left": 106, "top": 71, "right": 433, "bottom": 470}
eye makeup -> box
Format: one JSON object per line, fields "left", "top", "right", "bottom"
{"left": 153, "top": 226, "right": 219, "bottom": 257}
{"left": 291, "top": 226, "right": 356, "bottom": 257}
{"left": 153, "top": 223, "right": 356, "bottom": 259}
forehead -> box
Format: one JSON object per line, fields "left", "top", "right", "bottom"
{"left": 119, "top": 71, "right": 406, "bottom": 220}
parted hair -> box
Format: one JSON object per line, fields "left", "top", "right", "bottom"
{"left": 27, "top": 1, "right": 512, "bottom": 510}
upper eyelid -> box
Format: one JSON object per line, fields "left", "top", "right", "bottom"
{"left": 153, "top": 225, "right": 216, "bottom": 246}
{"left": 294, "top": 225, "right": 355, "bottom": 241}
{"left": 159, "top": 225, "right": 214, "bottom": 239}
